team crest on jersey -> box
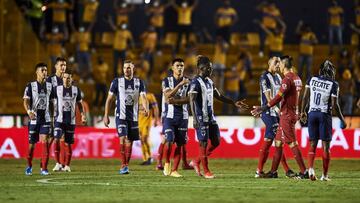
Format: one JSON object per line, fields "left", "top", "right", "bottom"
{"left": 282, "top": 84, "right": 287, "bottom": 89}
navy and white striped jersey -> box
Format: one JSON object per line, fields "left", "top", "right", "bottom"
{"left": 23, "top": 81, "right": 54, "bottom": 124}
{"left": 162, "top": 76, "right": 190, "bottom": 120}
{"left": 109, "top": 77, "right": 146, "bottom": 121}
{"left": 188, "top": 76, "right": 216, "bottom": 123}
{"left": 54, "top": 85, "right": 82, "bottom": 125}
{"left": 46, "top": 75, "right": 63, "bottom": 88}
{"left": 260, "top": 71, "right": 282, "bottom": 117}
{"left": 306, "top": 75, "right": 339, "bottom": 114}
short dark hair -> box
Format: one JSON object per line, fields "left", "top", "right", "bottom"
{"left": 55, "top": 57, "right": 67, "bottom": 64}
{"left": 35, "top": 62, "right": 47, "bottom": 70}
{"left": 280, "top": 55, "right": 293, "bottom": 69}
{"left": 64, "top": 68, "right": 73, "bottom": 75}
{"left": 172, "top": 58, "right": 184, "bottom": 65}
{"left": 123, "top": 60, "right": 134, "bottom": 66}
{"left": 197, "top": 55, "right": 211, "bottom": 68}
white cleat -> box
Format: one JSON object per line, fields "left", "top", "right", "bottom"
{"left": 308, "top": 168, "right": 317, "bottom": 181}
{"left": 63, "top": 165, "right": 71, "bottom": 172}
{"left": 320, "top": 174, "right": 331, "bottom": 181}
{"left": 52, "top": 163, "right": 63, "bottom": 172}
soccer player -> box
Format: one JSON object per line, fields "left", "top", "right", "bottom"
{"left": 103, "top": 60, "right": 149, "bottom": 174}
{"left": 52, "top": 68, "right": 86, "bottom": 172}
{"left": 255, "top": 56, "right": 295, "bottom": 178}
{"left": 47, "top": 57, "right": 67, "bottom": 171}
{"left": 251, "top": 55, "right": 308, "bottom": 179}
{"left": 189, "top": 55, "right": 248, "bottom": 179}
{"left": 300, "top": 60, "right": 347, "bottom": 181}
{"left": 139, "top": 92, "right": 160, "bottom": 165}
{"left": 162, "top": 58, "right": 192, "bottom": 178}
{"left": 23, "top": 63, "right": 54, "bottom": 176}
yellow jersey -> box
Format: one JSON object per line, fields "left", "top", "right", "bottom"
{"left": 46, "top": 34, "right": 64, "bottom": 56}
{"left": 176, "top": 7, "right": 194, "bottom": 25}
{"left": 139, "top": 93, "right": 158, "bottom": 128}
{"left": 142, "top": 31, "right": 157, "bottom": 52}
{"left": 356, "top": 6, "right": 360, "bottom": 26}
{"left": 299, "top": 32, "right": 317, "bottom": 55}
{"left": 262, "top": 6, "right": 281, "bottom": 29}
{"left": 83, "top": 1, "right": 99, "bottom": 23}
{"left": 268, "top": 33, "right": 284, "bottom": 52}
{"left": 48, "top": 3, "right": 71, "bottom": 23}
{"left": 224, "top": 70, "right": 239, "bottom": 92}
{"left": 93, "top": 63, "right": 109, "bottom": 84}
{"left": 213, "top": 43, "right": 227, "bottom": 65}
{"left": 328, "top": 6, "right": 343, "bottom": 26}
{"left": 75, "top": 32, "right": 91, "bottom": 52}
{"left": 216, "top": 7, "right": 237, "bottom": 27}
{"left": 149, "top": 6, "right": 165, "bottom": 27}
{"left": 113, "top": 29, "right": 132, "bottom": 50}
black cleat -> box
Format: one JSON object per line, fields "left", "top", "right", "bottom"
{"left": 296, "top": 171, "right": 309, "bottom": 179}
{"left": 140, "top": 158, "right": 152, "bottom": 166}
{"left": 285, "top": 169, "right": 297, "bottom": 178}
{"left": 255, "top": 171, "right": 265, "bottom": 178}
{"left": 264, "top": 171, "right": 278, "bottom": 178}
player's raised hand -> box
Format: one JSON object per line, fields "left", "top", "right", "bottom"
{"left": 300, "top": 112, "right": 307, "bottom": 124}
{"left": 251, "top": 106, "right": 263, "bottom": 117}
{"left": 180, "top": 78, "right": 190, "bottom": 86}
{"left": 235, "top": 99, "right": 249, "bottom": 110}
{"left": 103, "top": 116, "right": 110, "bottom": 128}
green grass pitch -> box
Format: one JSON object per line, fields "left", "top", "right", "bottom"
{"left": 0, "top": 159, "right": 360, "bottom": 203}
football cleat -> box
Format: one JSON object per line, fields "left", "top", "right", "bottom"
{"left": 25, "top": 167, "right": 32, "bottom": 176}
{"left": 156, "top": 164, "right": 164, "bottom": 171}
{"left": 296, "top": 170, "right": 309, "bottom": 179}
{"left": 255, "top": 171, "right": 265, "bottom": 178}
{"left": 285, "top": 169, "right": 297, "bottom": 178}
{"left": 140, "top": 158, "right": 152, "bottom": 166}
{"left": 163, "top": 163, "right": 171, "bottom": 176}
{"left": 190, "top": 160, "right": 203, "bottom": 177}
{"left": 63, "top": 165, "right": 71, "bottom": 172}
{"left": 40, "top": 169, "right": 49, "bottom": 176}
{"left": 52, "top": 163, "right": 63, "bottom": 172}
{"left": 264, "top": 171, "right": 278, "bottom": 178}
{"left": 170, "top": 171, "right": 183, "bottom": 178}
{"left": 320, "top": 174, "right": 331, "bottom": 181}
{"left": 119, "top": 166, "right": 129, "bottom": 175}
{"left": 204, "top": 172, "right": 215, "bottom": 179}
{"left": 308, "top": 168, "right": 317, "bottom": 181}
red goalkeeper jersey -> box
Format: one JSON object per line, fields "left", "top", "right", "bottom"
{"left": 268, "top": 72, "right": 302, "bottom": 117}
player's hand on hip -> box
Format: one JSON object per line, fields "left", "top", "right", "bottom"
{"left": 251, "top": 106, "right": 262, "bottom": 117}
{"left": 235, "top": 99, "right": 249, "bottom": 111}
{"left": 103, "top": 116, "right": 110, "bottom": 128}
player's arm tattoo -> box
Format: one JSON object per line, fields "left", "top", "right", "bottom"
{"left": 23, "top": 98, "right": 31, "bottom": 113}
{"left": 213, "top": 88, "right": 235, "bottom": 106}
{"left": 300, "top": 87, "right": 310, "bottom": 114}
{"left": 189, "top": 92, "right": 199, "bottom": 124}
{"left": 77, "top": 101, "right": 85, "bottom": 115}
